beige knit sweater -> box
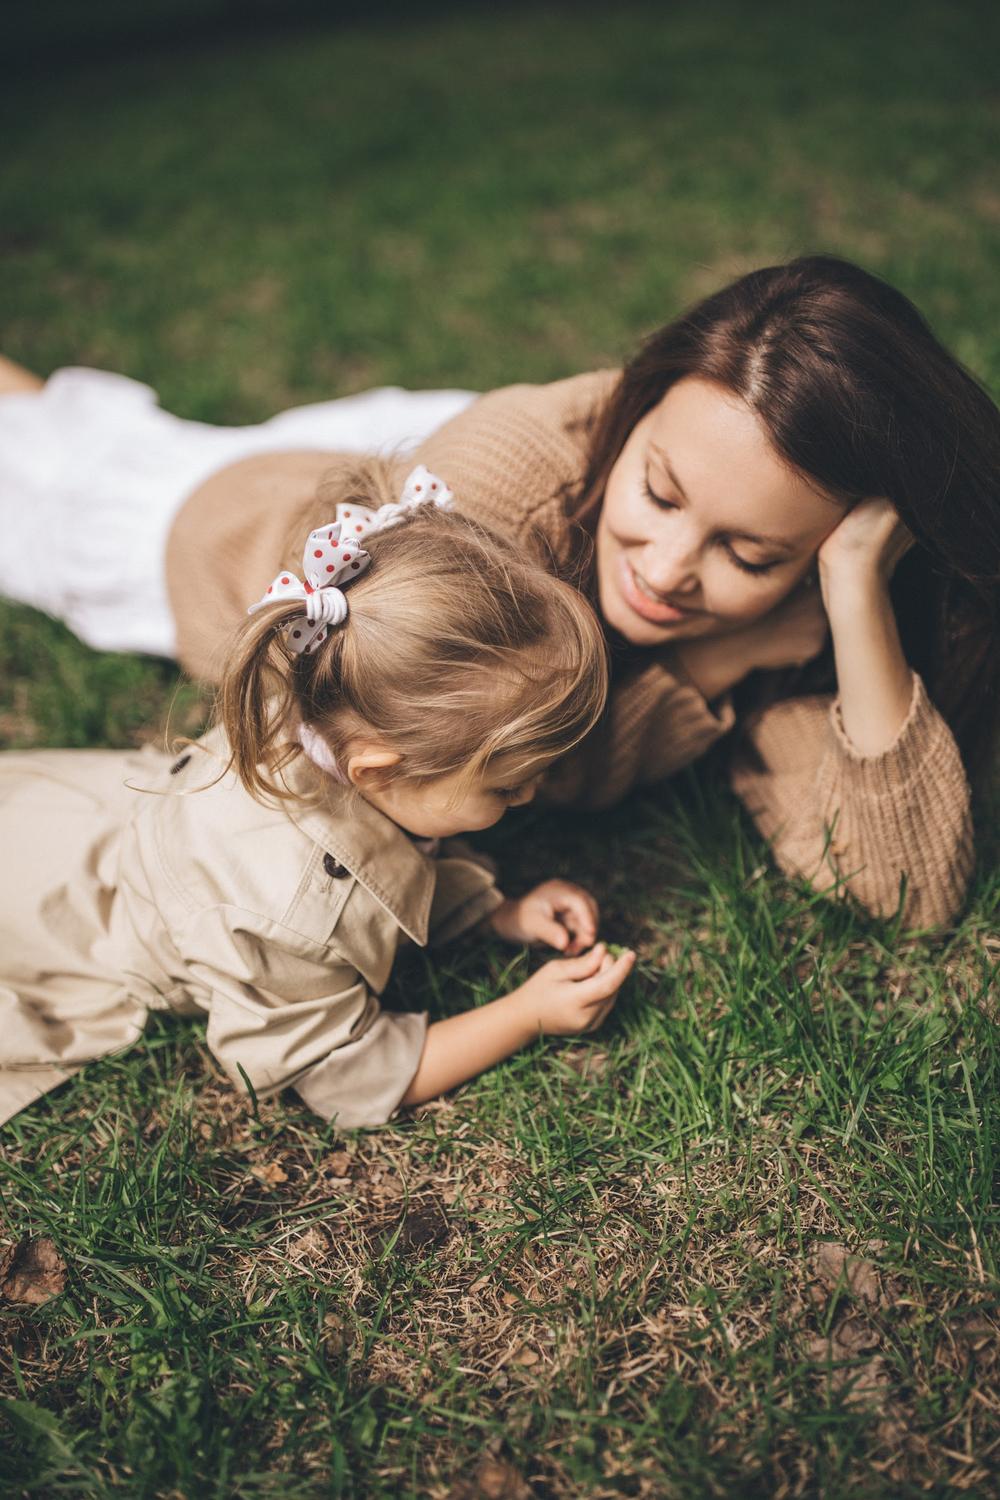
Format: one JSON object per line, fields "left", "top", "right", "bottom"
{"left": 166, "top": 372, "right": 974, "bottom": 929}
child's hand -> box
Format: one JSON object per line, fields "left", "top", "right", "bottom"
{"left": 515, "top": 942, "right": 635, "bottom": 1036}
{"left": 490, "top": 879, "right": 599, "bottom": 954}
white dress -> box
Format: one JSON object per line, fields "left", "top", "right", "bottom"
{"left": 0, "top": 369, "right": 475, "bottom": 657}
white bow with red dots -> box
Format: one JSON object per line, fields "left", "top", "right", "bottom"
{"left": 248, "top": 465, "right": 454, "bottom": 656}
{"left": 333, "top": 464, "right": 454, "bottom": 542}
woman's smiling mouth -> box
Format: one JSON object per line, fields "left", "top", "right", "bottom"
{"left": 618, "top": 554, "right": 702, "bottom": 625}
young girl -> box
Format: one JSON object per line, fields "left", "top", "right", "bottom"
{"left": 0, "top": 464, "right": 634, "bottom": 1129}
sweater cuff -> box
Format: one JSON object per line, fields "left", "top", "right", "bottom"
{"left": 827, "top": 672, "right": 965, "bottom": 797}
{"left": 660, "top": 648, "right": 736, "bottom": 724}
{"left": 652, "top": 652, "right": 737, "bottom": 748}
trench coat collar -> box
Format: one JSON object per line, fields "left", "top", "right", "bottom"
{"left": 278, "top": 752, "right": 436, "bottom": 947}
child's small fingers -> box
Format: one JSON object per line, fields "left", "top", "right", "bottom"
{"left": 557, "top": 889, "right": 595, "bottom": 926}
{"left": 554, "top": 942, "right": 606, "bottom": 978}
{"left": 551, "top": 903, "right": 587, "bottom": 949}
{"left": 577, "top": 907, "right": 599, "bottom": 943}
{"left": 584, "top": 994, "right": 618, "bottom": 1032}
{"left": 576, "top": 949, "right": 634, "bottom": 1001}
{"left": 535, "top": 915, "right": 570, "bottom": 950}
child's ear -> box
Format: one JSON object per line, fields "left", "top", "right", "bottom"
{"left": 345, "top": 746, "right": 403, "bottom": 787}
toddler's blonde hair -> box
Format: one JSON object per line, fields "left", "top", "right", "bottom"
{"left": 218, "top": 458, "right": 608, "bottom": 802}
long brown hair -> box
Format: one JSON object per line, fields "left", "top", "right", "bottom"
{"left": 578, "top": 255, "right": 1000, "bottom": 777}
{"left": 218, "top": 459, "right": 608, "bottom": 803}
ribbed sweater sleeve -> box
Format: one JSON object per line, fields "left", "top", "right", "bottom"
{"left": 544, "top": 653, "right": 736, "bottom": 808}
{"left": 729, "top": 672, "right": 974, "bottom": 929}
{"left": 412, "top": 371, "right": 619, "bottom": 566}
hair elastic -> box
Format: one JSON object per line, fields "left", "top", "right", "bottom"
{"left": 247, "top": 465, "right": 454, "bottom": 655}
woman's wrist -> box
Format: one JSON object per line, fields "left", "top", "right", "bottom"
{"left": 821, "top": 563, "right": 914, "bottom": 756}
{"left": 819, "top": 556, "right": 891, "bottom": 621}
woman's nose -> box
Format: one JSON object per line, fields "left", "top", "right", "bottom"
{"left": 641, "top": 531, "right": 700, "bottom": 595}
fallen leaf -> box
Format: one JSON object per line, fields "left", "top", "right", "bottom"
{"left": 831, "top": 1315, "right": 880, "bottom": 1354}
{"left": 809, "top": 1241, "right": 884, "bottom": 1307}
{"left": 0, "top": 1237, "right": 67, "bottom": 1306}
{"left": 840, "top": 1353, "right": 891, "bottom": 1408}
{"left": 448, "top": 1458, "right": 531, "bottom": 1499}
{"left": 322, "top": 1150, "right": 353, "bottom": 1176}
{"left": 250, "top": 1162, "right": 289, "bottom": 1187}
{"left": 288, "top": 1227, "right": 329, "bottom": 1263}
{"left": 368, "top": 1170, "right": 405, "bottom": 1204}
{"left": 322, "top": 1311, "right": 353, "bottom": 1357}
{"left": 806, "top": 1318, "right": 892, "bottom": 1409}
{"left": 561, "top": 1048, "right": 609, "bottom": 1078}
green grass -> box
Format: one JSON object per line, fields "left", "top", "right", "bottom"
{"left": 2, "top": 2, "right": 999, "bottom": 1494}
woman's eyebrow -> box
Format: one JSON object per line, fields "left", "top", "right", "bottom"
{"left": 648, "top": 445, "right": 796, "bottom": 553}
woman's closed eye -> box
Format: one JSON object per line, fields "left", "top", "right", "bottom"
{"left": 642, "top": 478, "right": 781, "bottom": 577}
{"left": 723, "top": 545, "right": 780, "bottom": 576}
{"left": 642, "top": 477, "right": 678, "bottom": 512}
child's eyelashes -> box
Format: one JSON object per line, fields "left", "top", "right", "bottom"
{"left": 641, "top": 479, "right": 780, "bottom": 577}
{"left": 495, "top": 785, "right": 527, "bottom": 802}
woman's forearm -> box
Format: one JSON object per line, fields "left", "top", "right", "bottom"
{"left": 823, "top": 571, "right": 913, "bottom": 755}
{"left": 400, "top": 991, "right": 536, "bottom": 1106}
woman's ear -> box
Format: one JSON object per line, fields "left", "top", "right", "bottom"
{"left": 345, "top": 745, "right": 403, "bottom": 787}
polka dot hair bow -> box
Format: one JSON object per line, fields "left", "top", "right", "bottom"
{"left": 330, "top": 463, "right": 454, "bottom": 541}
{"left": 248, "top": 465, "right": 454, "bottom": 656}
{"left": 247, "top": 523, "right": 371, "bottom": 656}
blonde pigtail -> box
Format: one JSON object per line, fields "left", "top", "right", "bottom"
{"left": 218, "top": 603, "right": 308, "bottom": 803}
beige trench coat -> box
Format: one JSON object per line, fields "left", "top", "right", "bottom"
{"left": 0, "top": 730, "right": 502, "bottom": 1129}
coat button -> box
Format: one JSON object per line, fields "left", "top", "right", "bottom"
{"left": 170, "top": 753, "right": 192, "bottom": 775}
{"left": 323, "top": 853, "right": 349, "bottom": 879}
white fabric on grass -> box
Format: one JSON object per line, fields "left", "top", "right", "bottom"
{"left": 0, "top": 368, "right": 475, "bottom": 657}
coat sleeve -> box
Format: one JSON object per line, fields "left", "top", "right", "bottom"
{"left": 729, "top": 672, "right": 975, "bottom": 929}
{"left": 427, "top": 841, "right": 505, "bottom": 945}
{"left": 178, "top": 907, "right": 427, "bottom": 1126}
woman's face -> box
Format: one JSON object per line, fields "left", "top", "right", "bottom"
{"left": 596, "top": 377, "right": 843, "bottom": 646}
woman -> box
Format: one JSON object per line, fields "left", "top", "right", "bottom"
{"left": 2, "top": 257, "right": 995, "bottom": 927}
